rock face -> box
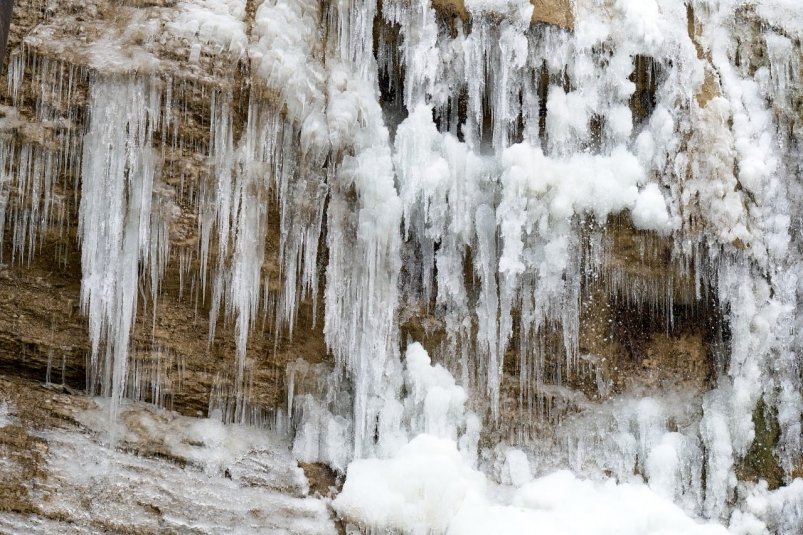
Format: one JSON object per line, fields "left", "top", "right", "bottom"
{"left": 0, "top": 375, "right": 337, "bottom": 533}
{"left": 0, "top": 0, "right": 801, "bottom": 532}
{"left": 431, "top": 0, "right": 574, "bottom": 28}
{"left": 0, "top": 0, "right": 330, "bottom": 423}
{"left": 0, "top": 0, "right": 696, "bottom": 438}
{"left": 530, "top": 0, "right": 573, "bottom": 28}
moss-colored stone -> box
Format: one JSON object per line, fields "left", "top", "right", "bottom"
{"left": 737, "top": 398, "right": 784, "bottom": 489}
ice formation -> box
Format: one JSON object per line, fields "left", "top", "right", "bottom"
{"left": 0, "top": 0, "right": 801, "bottom": 532}
{"left": 79, "top": 77, "right": 170, "bottom": 430}
{"left": 335, "top": 436, "right": 731, "bottom": 535}
{"left": 331, "top": 344, "right": 724, "bottom": 534}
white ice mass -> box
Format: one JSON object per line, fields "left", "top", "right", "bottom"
{"left": 332, "top": 344, "right": 729, "bottom": 534}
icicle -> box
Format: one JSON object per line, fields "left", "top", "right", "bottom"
{"left": 78, "top": 75, "right": 162, "bottom": 434}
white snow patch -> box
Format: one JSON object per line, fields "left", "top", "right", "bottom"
{"left": 333, "top": 346, "right": 728, "bottom": 535}
{"left": 334, "top": 434, "right": 730, "bottom": 535}
{"left": 632, "top": 183, "right": 672, "bottom": 234}
{"left": 756, "top": 0, "right": 803, "bottom": 37}
{"left": 168, "top": 0, "right": 247, "bottom": 56}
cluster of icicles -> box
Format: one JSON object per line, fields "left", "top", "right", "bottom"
{"left": 0, "top": 0, "right": 800, "bottom": 526}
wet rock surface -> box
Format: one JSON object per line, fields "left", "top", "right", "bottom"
{"left": 0, "top": 375, "right": 337, "bottom": 534}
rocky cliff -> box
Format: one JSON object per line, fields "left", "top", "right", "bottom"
{"left": 0, "top": 0, "right": 801, "bottom": 533}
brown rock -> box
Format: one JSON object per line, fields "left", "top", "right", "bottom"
{"left": 531, "top": 0, "right": 574, "bottom": 29}
{"left": 429, "top": 0, "right": 574, "bottom": 29}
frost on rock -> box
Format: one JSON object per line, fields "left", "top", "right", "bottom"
{"left": 3, "top": 398, "right": 336, "bottom": 534}
{"left": 168, "top": 0, "right": 248, "bottom": 58}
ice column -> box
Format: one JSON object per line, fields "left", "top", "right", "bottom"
{"left": 79, "top": 76, "right": 162, "bottom": 430}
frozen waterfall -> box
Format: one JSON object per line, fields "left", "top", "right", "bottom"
{"left": 0, "top": 0, "right": 801, "bottom": 533}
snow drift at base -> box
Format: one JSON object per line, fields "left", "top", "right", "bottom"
{"left": 331, "top": 344, "right": 733, "bottom": 535}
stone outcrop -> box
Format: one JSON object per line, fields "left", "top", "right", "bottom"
{"left": 431, "top": 0, "right": 574, "bottom": 29}
{"left": 0, "top": 0, "right": 329, "bottom": 422}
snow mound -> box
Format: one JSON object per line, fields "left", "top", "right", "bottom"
{"left": 334, "top": 433, "right": 730, "bottom": 535}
